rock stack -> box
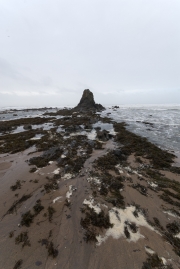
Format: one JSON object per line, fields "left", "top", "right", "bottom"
{"left": 73, "top": 89, "right": 104, "bottom": 111}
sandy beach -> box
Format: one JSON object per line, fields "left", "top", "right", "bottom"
{"left": 0, "top": 106, "right": 180, "bottom": 269}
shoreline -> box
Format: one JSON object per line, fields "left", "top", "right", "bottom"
{"left": 1, "top": 105, "right": 179, "bottom": 158}
{"left": 173, "top": 152, "right": 180, "bottom": 167}
{"left": 0, "top": 108, "right": 180, "bottom": 268}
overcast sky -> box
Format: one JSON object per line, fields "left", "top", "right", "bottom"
{"left": 0, "top": 0, "right": 180, "bottom": 107}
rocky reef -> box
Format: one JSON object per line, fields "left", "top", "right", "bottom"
{"left": 1, "top": 105, "right": 180, "bottom": 269}
{"left": 73, "top": 89, "right": 104, "bottom": 111}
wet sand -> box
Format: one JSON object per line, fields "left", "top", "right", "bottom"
{"left": 173, "top": 153, "right": 180, "bottom": 167}
{"left": 0, "top": 110, "right": 180, "bottom": 269}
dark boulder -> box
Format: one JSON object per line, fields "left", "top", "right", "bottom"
{"left": 70, "top": 140, "right": 77, "bottom": 148}
{"left": 57, "top": 157, "right": 63, "bottom": 165}
{"left": 113, "top": 149, "right": 122, "bottom": 157}
{"left": 65, "top": 125, "right": 82, "bottom": 133}
{"left": 65, "top": 165, "right": 72, "bottom": 173}
{"left": 96, "top": 130, "right": 112, "bottom": 141}
{"left": 42, "top": 146, "right": 63, "bottom": 159}
{"left": 113, "top": 149, "right": 126, "bottom": 160}
{"left": 24, "top": 124, "right": 32, "bottom": 130}
{"left": 88, "top": 140, "right": 95, "bottom": 147}
{"left": 89, "top": 118, "right": 98, "bottom": 124}
{"left": 84, "top": 124, "right": 92, "bottom": 129}
{"left": 0, "top": 124, "right": 12, "bottom": 132}
{"left": 112, "top": 106, "right": 119, "bottom": 109}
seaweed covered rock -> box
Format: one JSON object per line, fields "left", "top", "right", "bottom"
{"left": 29, "top": 146, "right": 63, "bottom": 167}
{"left": 74, "top": 89, "right": 104, "bottom": 112}
{"left": 24, "top": 124, "right": 32, "bottom": 130}
{"left": 96, "top": 130, "right": 112, "bottom": 141}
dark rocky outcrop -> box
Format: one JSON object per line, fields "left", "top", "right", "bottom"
{"left": 0, "top": 124, "right": 12, "bottom": 133}
{"left": 24, "top": 124, "right": 32, "bottom": 130}
{"left": 73, "top": 89, "right": 104, "bottom": 111}
{"left": 65, "top": 125, "right": 82, "bottom": 133}
{"left": 96, "top": 130, "right": 114, "bottom": 141}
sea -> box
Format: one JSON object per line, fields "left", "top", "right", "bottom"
{"left": 0, "top": 104, "right": 180, "bottom": 160}
{"left": 101, "top": 104, "right": 180, "bottom": 160}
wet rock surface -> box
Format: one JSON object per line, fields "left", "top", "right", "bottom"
{"left": 24, "top": 124, "right": 32, "bottom": 130}
{"left": 96, "top": 129, "right": 112, "bottom": 141}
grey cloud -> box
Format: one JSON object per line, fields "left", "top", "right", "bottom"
{"left": 0, "top": 58, "right": 19, "bottom": 79}
{"left": 0, "top": 0, "right": 180, "bottom": 107}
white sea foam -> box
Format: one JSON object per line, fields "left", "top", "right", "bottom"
{"left": 53, "top": 168, "right": 60, "bottom": 174}
{"left": 83, "top": 198, "right": 101, "bottom": 214}
{"left": 62, "top": 173, "right": 73, "bottom": 180}
{"left": 66, "top": 185, "right": 73, "bottom": 200}
{"left": 115, "top": 164, "right": 124, "bottom": 174}
{"left": 87, "top": 177, "right": 101, "bottom": 185}
{"left": 96, "top": 206, "right": 155, "bottom": 245}
{"left": 145, "top": 246, "right": 155, "bottom": 255}
{"left": 148, "top": 181, "right": 158, "bottom": 188}
{"left": 163, "top": 210, "right": 180, "bottom": 219}
{"left": 87, "top": 130, "right": 97, "bottom": 140}
{"left": 145, "top": 247, "right": 167, "bottom": 266}
{"left": 30, "top": 137, "right": 41, "bottom": 140}
{"left": 115, "top": 164, "right": 142, "bottom": 177}
{"left": 161, "top": 257, "right": 167, "bottom": 265}
{"left": 175, "top": 233, "right": 180, "bottom": 239}
{"left": 53, "top": 196, "right": 62, "bottom": 203}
